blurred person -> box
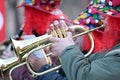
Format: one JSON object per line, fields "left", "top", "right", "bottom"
{"left": 18, "top": 0, "right": 67, "bottom": 36}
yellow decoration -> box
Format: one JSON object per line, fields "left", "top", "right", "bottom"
{"left": 73, "top": 19, "right": 79, "bottom": 24}
{"left": 78, "top": 13, "right": 87, "bottom": 19}
{"left": 32, "top": 0, "right": 35, "bottom": 5}
{"left": 98, "top": 0, "right": 101, "bottom": 3}
{"left": 46, "top": 6, "right": 50, "bottom": 11}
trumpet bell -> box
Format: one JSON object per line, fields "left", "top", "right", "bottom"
{"left": 10, "top": 34, "right": 52, "bottom": 62}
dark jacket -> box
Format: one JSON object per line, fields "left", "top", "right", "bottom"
{"left": 61, "top": 44, "right": 120, "bottom": 80}
{"left": 35, "top": 64, "right": 67, "bottom": 80}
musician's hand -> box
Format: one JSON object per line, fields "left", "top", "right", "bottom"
{"left": 48, "top": 20, "right": 85, "bottom": 57}
{"left": 49, "top": 32, "right": 75, "bottom": 57}
{"left": 29, "top": 54, "right": 48, "bottom": 71}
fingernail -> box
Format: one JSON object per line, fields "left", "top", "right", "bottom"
{"left": 60, "top": 20, "right": 66, "bottom": 27}
{"left": 54, "top": 20, "right": 59, "bottom": 25}
{"left": 50, "top": 24, "right": 54, "bottom": 27}
{"left": 60, "top": 16, "right": 65, "bottom": 20}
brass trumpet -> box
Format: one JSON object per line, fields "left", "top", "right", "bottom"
{"left": 0, "top": 25, "right": 104, "bottom": 79}
{"left": 10, "top": 25, "right": 104, "bottom": 77}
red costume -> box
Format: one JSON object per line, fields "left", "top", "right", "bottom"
{"left": 18, "top": 0, "right": 67, "bottom": 36}
{"left": 89, "top": 0, "right": 120, "bottom": 53}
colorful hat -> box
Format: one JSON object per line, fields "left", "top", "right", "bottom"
{"left": 18, "top": 0, "right": 62, "bottom": 13}
{"left": 73, "top": 0, "right": 104, "bottom": 29}
{"left": 90, "top": 0, "right": 120, "bottom": 18}
{"left": 72, "top": 0, "right": 105, "bottom": 53}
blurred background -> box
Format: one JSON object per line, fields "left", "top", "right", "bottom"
{"left": 0, "top": 0, "right": 89, "bottom": 44}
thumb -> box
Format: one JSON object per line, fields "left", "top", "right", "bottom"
{"left": 66, "top": 32, "right": 73, "bottom": 39}
{"left": 49, "top": 37, "right": 60, "bottom": 42}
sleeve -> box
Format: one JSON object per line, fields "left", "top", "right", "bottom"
{"left": 61, "top": 45, "right": 120, "bottom": 80}
{"left": 35, "top": 64, "right": 67, "bottom": 80}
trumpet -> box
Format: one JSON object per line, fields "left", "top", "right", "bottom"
{"left": 10, "top": 25, "right": 104, "bottom": 77}
{"left": 0, "top": 25, "right": 103, "bottom": 79}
